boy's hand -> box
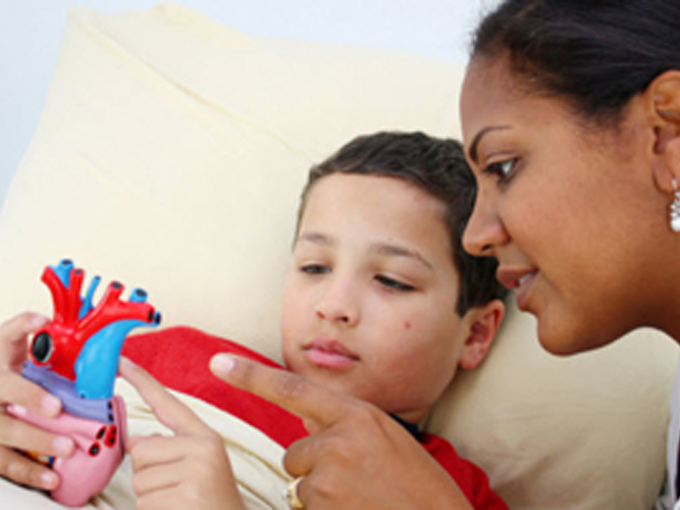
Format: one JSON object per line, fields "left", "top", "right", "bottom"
{"left": 119, "top": 358, "right": 246, "bottom": 510}
{"left": 0, "top": 313, "right": 72, "bottom": 491}
{"left": 209, "top": 354, "right": 473, "bottom": 510}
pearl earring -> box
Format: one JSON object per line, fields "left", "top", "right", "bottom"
{"left": 671, "top": 178, "right": 680, "bottom": 232}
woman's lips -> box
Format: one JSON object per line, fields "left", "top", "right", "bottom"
{"left": 304, "top": 339, "right": 358, "bottom": 369}
{"left": 496, "top": 267, "right": 538, "bottom": 311}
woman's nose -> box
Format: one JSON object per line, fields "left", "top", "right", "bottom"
{"left": 314, "top": 278, "right": 360, "bottom": 326}
{"left": 463, "top": 195, "right": 508, "bottom": 257}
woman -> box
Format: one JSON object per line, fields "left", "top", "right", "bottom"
{"left": 459, "top": 1, "right": 680, "bottom": 507}
{"left": 216, "top": 0, "right": 680, "bottom": 508}
{"left": 2, "top": 0, "right": 679, "bottom": 508}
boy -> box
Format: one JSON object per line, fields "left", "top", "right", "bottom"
{"left": 120, "top": 131, "right": 508, "bottom": 509}
{"left": 0, "top": 132, "right": 507, "bottom": 508}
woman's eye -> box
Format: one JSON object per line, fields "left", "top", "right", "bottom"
{"left": 300, "top": 264, "right": 329, "bottom": 275}
{"left": 483, "top": 158, "right": 517, "bottom": 184}
{"left": 375, "top": 275, "right": 415, "bottom": 292}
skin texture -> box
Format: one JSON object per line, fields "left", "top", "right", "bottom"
{"left": 460, "top": 56, "right": 680, "bottom": 354}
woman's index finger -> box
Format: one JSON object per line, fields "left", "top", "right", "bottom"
{"left": 210, "top": 354, "right": 354, "bottom": 429}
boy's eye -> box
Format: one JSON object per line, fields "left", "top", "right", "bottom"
{"left": 483, "top": 158, "right": 518, "bottom": 184}
{"left": 375, "top": 275, "right": 415, "bottom": 292}
{"left": 300, "top": 264, "right": 329, "bottom": 275}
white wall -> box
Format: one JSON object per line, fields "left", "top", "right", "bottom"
{"left": 0, "top": 0, "right": 493, "bottom": 212}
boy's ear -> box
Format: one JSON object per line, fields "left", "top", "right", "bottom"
{"left": 458, "top": 300, "right": 505, "bottom": 371}
{"left": 646, "top": 70, "right": 680, "bottom": 191}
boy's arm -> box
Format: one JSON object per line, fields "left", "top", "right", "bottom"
{"left": 211, "top": 354, "right": 474, "bottom": 510}
{"left": 119, "top": 358, "right": 247, "bottom": 510}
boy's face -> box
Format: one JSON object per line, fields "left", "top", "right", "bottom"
{"left": 281, "top": 173, "right": 474, "bottom": 423}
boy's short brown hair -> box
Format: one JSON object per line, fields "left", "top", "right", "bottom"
{"left": 297, "top": 131, "right": 508, "bottom": 315}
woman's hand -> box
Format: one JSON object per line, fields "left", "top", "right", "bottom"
{"left": 209, "top": 354, "right": 473, "bottom": 510}
{"left": 119, "top": 358, "right": 246, "bottom": 510}
{"left": 0, "top": 312, "right": 74, "bottom": 491}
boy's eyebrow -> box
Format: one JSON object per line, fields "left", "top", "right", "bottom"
{"left": 372, "top": 243, "right": 433, "bottom": 271}
{"left": 296, "top": 233, "right": 433, "bottom": 271}
{"left": 296, "top": 231, "right": 334, "bottom": 247}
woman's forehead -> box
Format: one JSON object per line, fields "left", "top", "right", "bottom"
{"left": 460, "top": 58, "right": 523, "bottom": 145}
{"left": 460, "top": 57, "right": 584, "bottom": 150}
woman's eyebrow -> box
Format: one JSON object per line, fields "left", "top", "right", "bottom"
{"left": 371, "top": 242, "right": 433, "bottom": 271}
{"left": 468, "top": 125, "right": 511, "bottom": 163}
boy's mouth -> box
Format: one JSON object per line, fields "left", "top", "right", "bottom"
{"left": 303, "top": 338, "right": 359, "bottom": 369}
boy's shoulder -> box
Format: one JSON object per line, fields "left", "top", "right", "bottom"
{"left": 420, "top": 432, "right": 508, "bottom": 509}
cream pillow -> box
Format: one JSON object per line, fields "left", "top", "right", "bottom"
{"left": 0, "top": 4, "right": 460, "bottom": 360}
{"left": 426, "top": 304, "right": 676, "bottom": 508}
{"left": 0, "top": 4, "right": 675, "bottom": 509}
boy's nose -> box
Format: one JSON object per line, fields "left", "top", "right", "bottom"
{"left": 314, "top": 279, "right": 359, "bottom": 326}
{"left": 462, "top": 197, "right": 508, "bottom": 257}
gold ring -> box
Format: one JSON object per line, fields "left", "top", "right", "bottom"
{"left": 284, "top": 476, "right": 304, "bottom": 509}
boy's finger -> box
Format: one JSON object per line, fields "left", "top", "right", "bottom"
{"left": 0, "top": 448, "right": 60, "bottom": 491}
{"left": 0, "top": 410, "right": 73, "bottom": 458}
{"left": 0, "top": 313, "right": 60, "bottom": 418}
{"left": 127, "top": 435, "right": 185, "bottom": 472}
{"left": 119, "top": 358, "right": 210, "bottom": 437}
{"left": 126, "top": 432, "right": 164, "bottom": 453}
{"left": 210, "top": 354, "right": 357, "bottom": 430}
{"left": 0, "top": 370, "right": 61, "bottom": 417}
{"left": 0, "top": 313, "right": 49, "bottom": 371}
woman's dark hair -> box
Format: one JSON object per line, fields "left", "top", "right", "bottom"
{"left": 471, "top": 0, "right": 680, "bottom": 124}
{"left": 297, "top": 131, "right": 508, "bottom": 316}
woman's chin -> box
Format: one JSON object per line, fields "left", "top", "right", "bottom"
{"left": 536, "top": 320, "right": 593, "bottom": 356}
{"left": 536, "top": 318, "right": 621, "bottom": 356}
{"left": 537, "top": 336, "right": 580, "bottom": 356}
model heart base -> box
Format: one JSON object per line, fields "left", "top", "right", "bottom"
{"left": 9, "top": 394, "right": 126, "bottom": 507}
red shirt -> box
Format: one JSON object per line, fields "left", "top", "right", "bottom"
{"left": 122, "top": 326, "right": 507, "bottom": 509}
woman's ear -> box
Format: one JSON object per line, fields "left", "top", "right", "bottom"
{"left": 647, "top": 70, "right": 680, "bottom": 191}
{"left": 458, "top": 299, "right": 505, "bottom": 371}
